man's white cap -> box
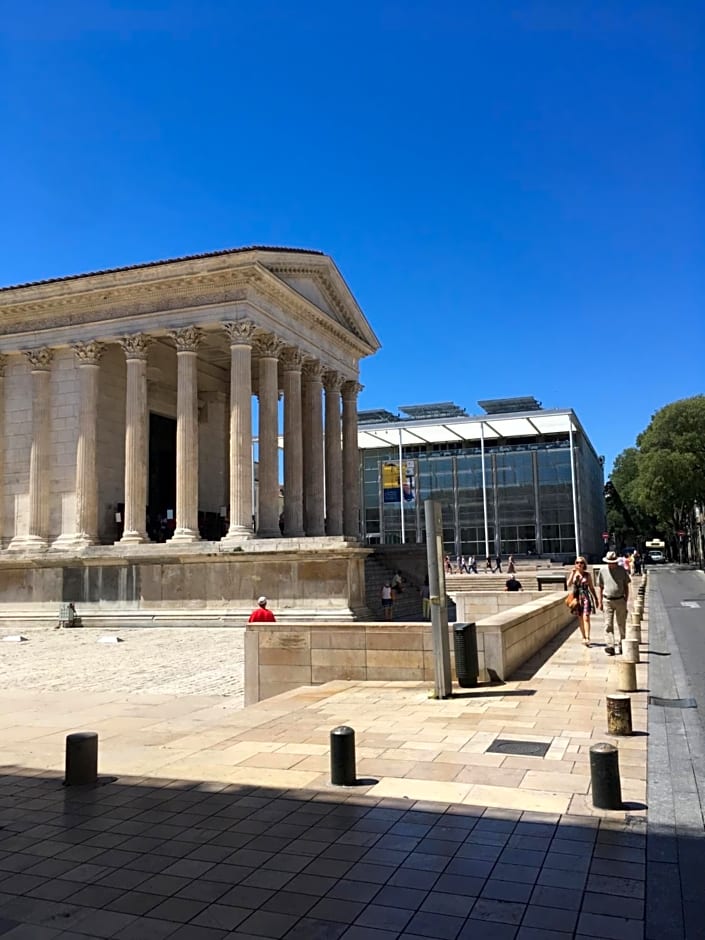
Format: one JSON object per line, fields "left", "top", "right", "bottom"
{"left": 257, "top": 596, "right": 267, "bottom": 606}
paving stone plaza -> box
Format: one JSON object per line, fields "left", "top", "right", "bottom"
{"left": 0, "top": 602, "right": 652, "bottom": 940}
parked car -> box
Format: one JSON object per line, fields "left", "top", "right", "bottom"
{"left": 647, "top": 550, "right": 666, "bottom": 564}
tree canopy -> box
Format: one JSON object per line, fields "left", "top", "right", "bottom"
{"left": 608, "top": 395, "right": 705, "bottom": 560}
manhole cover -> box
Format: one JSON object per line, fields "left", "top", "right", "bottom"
{"left": 486, "top": 738, "right": 551, "bottom": 757}
{"left": 649, "top": 696, "right": 697, "bottom": 708}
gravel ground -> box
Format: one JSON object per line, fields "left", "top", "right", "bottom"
{"left": 0, "top": 626, "right": 245, "bottom": 703}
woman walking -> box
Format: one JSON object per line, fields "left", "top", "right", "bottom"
{"left": 567, "top": 556, "right": 598, "bottom": 646}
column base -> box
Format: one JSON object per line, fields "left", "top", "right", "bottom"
{"left": 170, "top": 528, "right": 201, "bottom": 544}
{"left": 51, "top": 534, "right": 95, "bottom": 552}
{"left": 222, "top": 526, "right": 254, "bottom": 544}
{"left": 256, "top": 528, "right": 283, "bottom": 539}
{"left": 118, "top": 530, "right": 149, "bottom": 545}
{"left": 6, "top": 535, "right": 49, "bottom": 553}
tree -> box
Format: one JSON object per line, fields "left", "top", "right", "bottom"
{"left": 611, "top": 396, "right": 705, "bottom": 562}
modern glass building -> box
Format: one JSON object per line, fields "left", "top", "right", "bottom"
{"left": 357, "top": 398, "right": 606, "bottom": 562}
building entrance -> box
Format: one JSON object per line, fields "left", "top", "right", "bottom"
{"left": 148, "top": 413, "right": 176, "bottom": 541}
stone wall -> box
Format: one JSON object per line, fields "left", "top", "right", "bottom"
{"left": 0, "top": 546, "right": 371, "bottom": 626}
{"left": 245, "top": 593, "right": 575, "bottom": 704}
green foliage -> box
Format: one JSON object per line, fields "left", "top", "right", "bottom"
{"left": 610, "top": 396, "right": 705, "bottom": 546}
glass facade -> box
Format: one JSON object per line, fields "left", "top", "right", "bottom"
{"left": 360, "top": 426, "right": 605, "bottom": 562}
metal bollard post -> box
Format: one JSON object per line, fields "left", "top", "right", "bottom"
{"left": 590, "top": 743, "right": 622, "bottom": 809}
{"left": 330, "top": 726, "right": 356, "bottom": 786}
{"left": 622, "top": 637, "right": 640, "bottom": 663}
{"left": 607, "top": 694, "right": 632, "bottom": 735}
{"left": 64, "top": 732, "right": 98, "bottom": 786}
{"left": 616, "top": 661, "right": 637, "bottom": 692}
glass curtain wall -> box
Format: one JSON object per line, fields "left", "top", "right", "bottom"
{"left": 361, "top": 436, "right": 600, "bottom": 560}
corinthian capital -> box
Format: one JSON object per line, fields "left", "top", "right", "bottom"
{"left": 73, "top": 341, "right": 105, "bottom": 365}
{"left": 25, "top": 347, "right": 54, "bottom": 371}
{"left": 223, "top": 319, "right": 257, "bottom": 346}
{"left": 324, "top": 370, "right": 343, "bottom": 393}
{"left": 254, "top": 334, "right": 285, "bottom": 359}
{"left": 302, "top": 358, "right": 325, "bottom": 383}
{"left": 342, "top": 380, "right": 364, "bottom": 401}
{"left": 119, "top": 334, "right": 153, "bottom": 360}
{"left": 170, "top": 326, "right": 203, "bottom": 353}
{"left": 280, "top": 348, "right": 304, "bottom": 372}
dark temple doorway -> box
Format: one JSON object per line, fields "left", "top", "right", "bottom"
{"left": 148, "top": 413, "right": 177, "bottom": 541}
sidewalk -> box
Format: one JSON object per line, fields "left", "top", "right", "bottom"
{"left": 0, "top": 602, "right": 650, "bottom": 938}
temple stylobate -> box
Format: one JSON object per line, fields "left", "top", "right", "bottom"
{"left": 0, "top": 247, "right": 380, "bottom": 625}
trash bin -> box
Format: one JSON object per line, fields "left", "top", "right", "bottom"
{"left": 453, "top": 622, "right": 479, "bottom": 688}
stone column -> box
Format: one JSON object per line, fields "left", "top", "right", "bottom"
{"left": 255, "top": 335, "right": 283, "bottom": 538}
{"left": 282, "top": 349, "right": 304, "bottom": 537}
{"left": 170, "top": 326, "right": 202, "bottom": 543}
{"left": 342, "top": 380, "right": 363, "bottom": 539}
{"left": 324, "top": 371, "right": 344, "bottom": 536}
{"left": 223, "top": 320, "right": 256, "bottom": 541}
{"left": 24, "top": 348, "right": 53, "bottom": 549}
{"left": 0, "top": 357, "right": 5, "bottom": 547}
{"left": 302, "top": 359, "right": 325, "bottom": 536}
{"left": 70, "top": 342, "right": 104, "bottom": 548}
{"left": 119, "top": 334, "right": 151, "bottom": 544}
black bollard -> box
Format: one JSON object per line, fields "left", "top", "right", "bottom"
{"left": 64, "top": 732, "right": 98, "bottom": 786}
{"left": 590, "top": 742, "right": 622, "bottom": 809}
{"left": 330, "top": 726, "right": 356, "bottom": 786}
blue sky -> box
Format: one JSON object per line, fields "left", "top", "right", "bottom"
{"left": 1, "top": 1, "right": 702, "bottom": 472}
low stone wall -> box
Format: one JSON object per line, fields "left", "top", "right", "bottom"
{"left": 245, "top": 593, "right": 574, "bottom": 703}
{"left": 451, "top": 591, "right": 544, "bottom": 621}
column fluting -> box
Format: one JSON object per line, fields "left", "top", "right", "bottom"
{"left": 342, "top": 380, "right": 363, "bottom": 539}
{"left": 223, "top": 320, "right": 256, "bottom": 541}
{"left": 282, "top": 348, "right": 304, "bottom": 537}
{"left": 25, "top": 348, "right": 53, "bottom": 549}
{"left": 72, "top": 342, "right": 104, "bottom": 547}
{"left": 324, "top": 371, "right": 344, "bottom": 536}
{"left": 170, "top": 326, "right": 203, "bottom": 543}
{"left": 255, "top": 336, "right": 283, "bottom": 538}
{"left": 302, "top": 359, "right": 325, "bottom": 536}
{"left": 119, "top": 334, "right": 151, "bottom": 544}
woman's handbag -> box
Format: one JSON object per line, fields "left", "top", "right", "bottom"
{"left": 565, "top": 592, "right": 580, "bottom": 612}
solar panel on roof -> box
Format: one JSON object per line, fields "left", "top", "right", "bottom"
{"left": 357, "top": 409, "right": 400, "bottom": 425}
{"left": 478, "top": 397, "right": 542, "bottom": 414}
{"left": 399, "top": 402, "right": 468, "bottom": 420}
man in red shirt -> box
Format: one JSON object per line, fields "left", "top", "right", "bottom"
{"left": 248, "top": 596, "right": 276, "bottom": 623}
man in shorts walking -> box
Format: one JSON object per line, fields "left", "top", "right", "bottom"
{"left": 597, "top": 551, "right": 630, "bottom": 655}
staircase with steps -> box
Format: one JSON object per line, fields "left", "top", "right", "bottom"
{"left": 364, "top": 554, "right": 424, "bottom": 622}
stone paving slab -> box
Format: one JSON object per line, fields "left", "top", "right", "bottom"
{"left": 0, "top": 602, "right": 649, "bottom": 937}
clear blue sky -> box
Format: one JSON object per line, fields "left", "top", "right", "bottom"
{"left": 1, "top": 1, "right": 702, "bottom": 472}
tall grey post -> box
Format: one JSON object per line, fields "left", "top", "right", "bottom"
{"left": 119, "top": 334, "right": 151, "bottom": 544}
{"left": 342, "top": 380, "right": 362, "bottom": 539}
{"left": 425, "top": 498, "right": 452, "bottom": 698}
{"left": 282, "top": 349, "right": 304, "bottom": 538}
{"left": 25, "top": 347, "right": 54, "bottom": 550}
{"left": 255, "top": 336, "right": 283, "bottom": 538}
{"left": 170, "top": 327, "right": 202, "bottom": 543}
{"left": 72, "top": 341, "right": 104, "bottom": 547}
{"left": 223, "top": 320, "right": 256, "bottom": 541}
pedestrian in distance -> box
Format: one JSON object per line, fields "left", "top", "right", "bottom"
{"left": 485, "top": 557, "right": 493, "bottom": 572}
{"left": 421, "top": 577, "right": 431, "bottom": 620}
{"left": 248, "top": 596, "right": 276, "bottom": 623}
{"left": 494, "top": 553, "right": 502, "bottom": 574}
{"left": 507, "top": 555, "right": 515, "bottom": 574}
{"left": 381, "top": 582, "right": 394, "bottom": 620}
{"left": 567, "top": 556, "right": 598, "bottom": 647}
{"left": 597, "top": 551, "right": 631, "bottom": 655}
{"left": 504, "top": 575, "right": 523, "bottom": 592}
